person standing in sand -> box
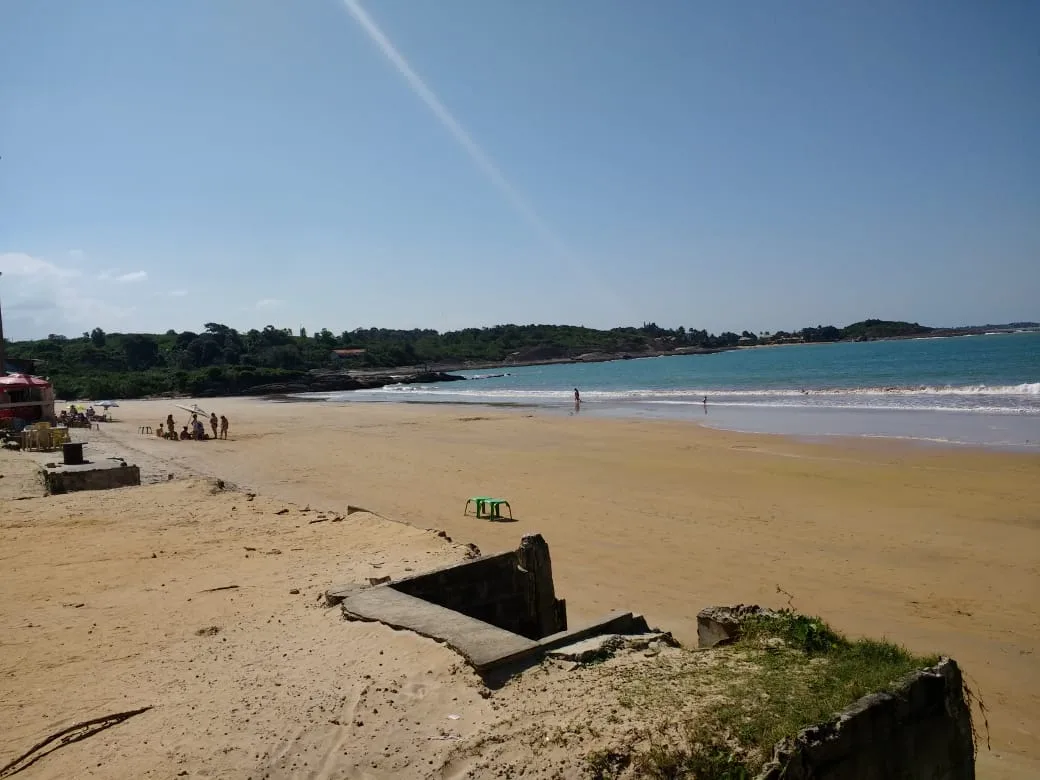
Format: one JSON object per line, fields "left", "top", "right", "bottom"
{"left": 219, "top": 415, "right": 229, "bottom": 440}
{"left": 210, "top": 413, "right": 219, "bottom": 439}
{"left": 167, "top": 414, "right": 176, "bottom": 437}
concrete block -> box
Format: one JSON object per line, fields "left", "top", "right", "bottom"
{"left": 44, "top": 461, "right": 141, "bottom": 495}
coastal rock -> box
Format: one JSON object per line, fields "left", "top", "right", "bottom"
{"left": 244, "top": 370, "right": 465, "bottom": 398}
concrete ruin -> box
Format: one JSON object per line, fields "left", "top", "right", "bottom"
{"left": 331, "top": 546, "right": 976, "bottom": 777}
{"left": 44, "top": 460, "right": 141, "bottom": 494}
{"left": 760, "top": 658, "right": 975, "bottom": 780}
{"left": 334, "top": 534, "right": 652, "bottom": 673}
{"left": 697, "top": 605, "right": 976, "bottom": 779}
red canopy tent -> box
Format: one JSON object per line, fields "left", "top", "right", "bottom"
{"left": 0, "top": 373, "right": 56, "bottom": 423}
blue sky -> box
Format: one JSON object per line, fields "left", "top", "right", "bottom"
{"left": 1, "top": 0, "right": 1037, "bottom": 340}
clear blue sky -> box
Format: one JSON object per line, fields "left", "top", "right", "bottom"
{"left": 2, "top": 0, "right": 1037, "bottom": 340}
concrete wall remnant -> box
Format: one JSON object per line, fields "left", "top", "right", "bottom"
{"left": 45, "top": 461, "right": 141, "bottom": 494}
{"left": 390, "top": 533, "right": 567, "bottom": 640}
{"left": 759, "top": 657, "right": 975, "bottom": 780}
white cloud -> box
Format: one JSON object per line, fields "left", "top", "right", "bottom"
{"left": 0, "top": 251, "right": 135, "bottom": 338}
{"left": 255, "top": 298, "right": 284, "bottom": 309}
{"left": 115, "top": 270, "right": 148, "bottom": 283}
{"left": 97, "top": 268, "right": 147, "bottom": 283}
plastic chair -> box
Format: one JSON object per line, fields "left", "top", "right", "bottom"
{"left": 485, "top": 499, "right": 512, "bottom": 520}
{"left": 464, "top": 497, "right": 492, "bottom": 518}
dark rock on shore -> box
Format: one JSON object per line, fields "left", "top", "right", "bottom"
{"left": 241, "top": 370, "right": 465, "bottom": 398}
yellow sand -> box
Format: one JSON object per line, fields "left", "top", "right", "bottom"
{"left": 2, "top": 397, "right": 1038, "bottom": 777}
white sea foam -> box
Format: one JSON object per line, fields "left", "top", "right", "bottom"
{"left": 365, "top": 382, "right": 1040, "bottom": 399}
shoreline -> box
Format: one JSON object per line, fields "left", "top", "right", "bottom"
{"left": 281, "top": 392, "right": 1040, "bottom": 453}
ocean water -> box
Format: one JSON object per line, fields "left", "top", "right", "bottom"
{"left": 312, "top": 332, "right": 1040, "bottom": 450}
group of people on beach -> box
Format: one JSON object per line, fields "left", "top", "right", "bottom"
{"left": 59, "top": 405, "right": 99, "bottom": 427}
{"left": 157, "top": 412, "right": 229, "bottom": 441}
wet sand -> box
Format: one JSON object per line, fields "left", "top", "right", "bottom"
{"left": 7, "top": 397, "right": 1040, "bottom": 776}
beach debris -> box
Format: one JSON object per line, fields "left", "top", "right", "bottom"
{"left": 61, "top": 602, "right": 85, "bottom": 609}
{"left": 447, "top": 714, "right": 460, "bottom": 720}
{"left": 195, "top": 626, "right": 221, "bottom": 636}
{"left": 332, "top": 514, "right": 344, "bottom": 522}
{"left": 0, "top": 707, "right": 152, "bottom": 778}
{"left": 246, "top": 492, "right": 255, "bottom": 501}
{"left": 368, "top": 576, "right": 391, "bottom": 586}
{"left": 308, "top": 517, "right": 328, "bottom": 524}
{"left": 275, "top": 508, "right": 288, "bottom": 515}
{"left": 289, "top": 588, "right": 300, "bottom": 595}
{"left": 265, "top": 549, "right": 283, "bottom": 555}
{"left": 199, "top": 584, "right": 240, "bottom": 593}
{"left": 244, "top": 546, "right": 257, "bottom": 551}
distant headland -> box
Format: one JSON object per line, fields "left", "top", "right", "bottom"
{"left": 3, "top": 319, "right": 1037, "bottom": 401}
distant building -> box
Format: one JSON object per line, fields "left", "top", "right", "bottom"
{"left": 331, "top": 348, "right": 366, "bottom": 360}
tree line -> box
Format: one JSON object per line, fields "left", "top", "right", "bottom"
{"left": 4, "top": 319, "right": 932, "bottom": 400}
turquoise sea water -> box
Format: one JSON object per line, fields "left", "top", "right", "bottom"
{"left": 315, "top": 332, "right": 1040, "bottom": 450}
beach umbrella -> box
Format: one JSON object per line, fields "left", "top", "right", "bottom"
{"left": 176, "top": 403, "right": 208, "bottom": 416}
{"left": 98, "top": 401, "right": 119, "bottom": 409}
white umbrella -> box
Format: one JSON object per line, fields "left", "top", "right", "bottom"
{"left": 176, "top": 403, "right": 208, "bottom": 416}
{"left": 98, "top": 401, "right": 119, "bottom": 409}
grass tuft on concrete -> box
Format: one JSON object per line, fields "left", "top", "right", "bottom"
{"left": 598, "top": 610, "right": 939, "bottom": 778}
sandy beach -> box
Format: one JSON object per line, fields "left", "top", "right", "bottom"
{"left": 2, "top": 397, "right": 1038, "bottom": 778}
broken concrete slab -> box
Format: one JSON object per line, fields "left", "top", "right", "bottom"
{"left": 547, "top": 632, "right": 677, "bottom": 663}
{"left": 536, "top": 612, "right": 650, "bottom": 654}
{"left": 697, "top": 604, "right": 777, "bottom": 648}
{"left": 340, "top": 586, "right": 538, "bottom": 671}
{"left": 332, "top": 536, "right": 659, "bottom": 675}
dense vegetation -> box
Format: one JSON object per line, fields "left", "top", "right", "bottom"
{"left": 3, "top": 319, "right": 933, "bottom": 400}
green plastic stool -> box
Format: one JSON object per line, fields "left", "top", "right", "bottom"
{"left": 485, "top": 499, "right": 512, "bottom": 520}
{"left": 465, "top": 496, "right": 492, "bottom": 518}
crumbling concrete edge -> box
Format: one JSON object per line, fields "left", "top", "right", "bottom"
{"left": 756, "top": 657, "right": 975, "bottom": 780}
{"left": 340, "top": 597, "right": 492, "bottom": 670}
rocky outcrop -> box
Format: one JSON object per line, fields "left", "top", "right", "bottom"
{"left": 240, "top": 370, "right": 465, "bottom": 397}
{"left": 759, "top": 657, "right": 975, "bottom": 779}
